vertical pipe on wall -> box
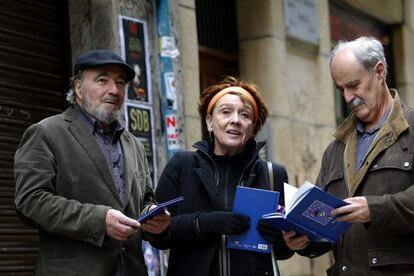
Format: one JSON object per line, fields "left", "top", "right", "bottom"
{"left": 156, "top": 0, "right": 184, "bottom": 159}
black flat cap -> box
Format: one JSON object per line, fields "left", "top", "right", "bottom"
{"left": 74, "top": 49, "right": 135, "bottom": 82}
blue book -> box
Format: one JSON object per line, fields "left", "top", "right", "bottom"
{"left": 261, "top": 182, "right": 350, "bottom": 242}
{"left": 137, "top": 196, "right": 184, "bottom": 223}
{"left": 226, "top": 186, "right": 280, "bottom": 253}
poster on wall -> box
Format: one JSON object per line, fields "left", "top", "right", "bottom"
{"left": 124, "top": 103, "right": 156, "bottom": 187}
{"left": 119, "top": 15, "right": 152, "bottom": 104}
{"left": 142, "top": 241, "right": 162, "bottom": 276}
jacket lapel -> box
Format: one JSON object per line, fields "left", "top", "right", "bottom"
{"left": 338, "top": 91, "right": 409, "bottom": 196}
{"left": 120, "top": 133, "right": 134, "bottom": 210}
{"left": 343, "top": 129, "right": 358, "bottom": 196}
{"left": 64, "top": 108, "right": 123, "bottom": 207}
{"left": 194, "top": 166, "right": 220, "bottom": 204}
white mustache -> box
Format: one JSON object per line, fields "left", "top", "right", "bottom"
{"left": 102, "top": 95, "right": 119, "bottom": 103}
{"left": 350, "top": 97, "right": 364, "bottom": 108}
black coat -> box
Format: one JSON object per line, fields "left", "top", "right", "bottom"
{"left": 152, "top": 139, "right": 293, "bottom": 276}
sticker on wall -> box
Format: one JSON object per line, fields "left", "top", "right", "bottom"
{"left": 159, "top": 36, "right": 179, "bottom": 58}
{"left": 164, "top": 72, "right": 178, "bottom": 111}
{"left": 165, "top": 114, "right": 184, "bottom": 151}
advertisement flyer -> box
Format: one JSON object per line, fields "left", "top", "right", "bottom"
{"left": 119, "top": 15, "right": 152, "bottom": 103}
{"left": 124, "top": 103, "right": 156, "bottom": 187}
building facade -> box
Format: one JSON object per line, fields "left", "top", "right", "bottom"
{"left": 1, "top": 0, "right": 413, "bottom": 275}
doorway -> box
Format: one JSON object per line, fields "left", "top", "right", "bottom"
{"left": 196, "top": 0, "right": 239, "bottom": 91}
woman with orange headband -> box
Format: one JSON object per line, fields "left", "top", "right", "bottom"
{"left": 152, "top": 76, "right": 293, "bottom": 275}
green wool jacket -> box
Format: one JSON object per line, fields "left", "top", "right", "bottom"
{"left": 14, "top": 106, "right": 156, "bottom": 276}
{"left": 299, "top": 90, "right": 414, "bottom": 276}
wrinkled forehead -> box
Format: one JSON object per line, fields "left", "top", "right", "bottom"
{"left": 214, "top": 92, "right": 253, "bottom": 109}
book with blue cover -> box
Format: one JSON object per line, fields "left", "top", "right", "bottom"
{"left": 226, "top": 186, "right": 280, "bottom": 253}
{"left": 261, "top": 182, "right": 350, "bottom": 242}
{"left": 137, "top": 196, "right": 184, "bottom": 223}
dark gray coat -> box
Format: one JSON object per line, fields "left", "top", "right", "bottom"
{"left": 299, "top": 91, "right": 414, "bottom": 276}
{"left": 14, "top": 106, "right": 155, "bottom": 276}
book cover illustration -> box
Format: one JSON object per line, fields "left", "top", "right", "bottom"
{"left": 303, "top": 200, "right": 335, "bottom": 226}
{"left": 226, "top": 186, "right": 280, "bottom": 253}
{"left": 261, "top": 181, "right": 350, "bottom": 242}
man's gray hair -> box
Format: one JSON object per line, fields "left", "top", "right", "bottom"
{"left": 330, "top": 36, "right": 387, "bottom": 75}
{"left": 66, "top": 71, "right": 84, "bottom": 105}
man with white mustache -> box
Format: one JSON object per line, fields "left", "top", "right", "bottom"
{"left": 284, "top": 36, "right": 414, "bottom": 275}
{"left": 14, "top": 49, "right": 170, "bottom": 276}
{"left": 350, "top": 96, "right": 364, "bottom": 108}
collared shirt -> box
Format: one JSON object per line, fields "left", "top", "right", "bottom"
{"left": 74, "top": 105, "right": 126, "bottom": 206}
{"left": 355, "top": 107, "right": 391, "bottom": 170}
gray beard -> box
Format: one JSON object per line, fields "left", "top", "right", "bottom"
{"left": 81, "top": 97, "right": 121, "bottom": 124}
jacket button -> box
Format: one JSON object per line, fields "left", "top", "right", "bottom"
{"left": 404, "top": 162, "right": 410, "bottom": 168}
{"left": 341, "top": 265, "right": 348, "bottom": 271}
{"left": 372, "top": 257, "right": 378, "bottom": 264}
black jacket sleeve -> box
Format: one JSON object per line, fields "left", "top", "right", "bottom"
{"left": 150, "top": 153, "right": 205, "bottom": 249}
{"left": 269, "top": 162, "right": 294, "bottom": 260}
{"left": 296, "top": 242, "right": 333, "bottom": 258}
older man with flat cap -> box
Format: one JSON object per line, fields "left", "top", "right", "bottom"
{"left": 14, "top": 49, "right": 170, "bottom": 276}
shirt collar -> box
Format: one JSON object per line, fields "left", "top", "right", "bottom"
{"left": 356, "top": 106, "right": 391, "bottom": 135}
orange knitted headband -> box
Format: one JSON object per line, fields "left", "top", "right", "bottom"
{"left": 206, "top": 86, "right": 259, "bottom": 122}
